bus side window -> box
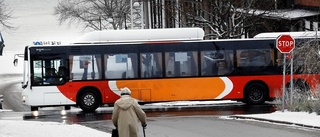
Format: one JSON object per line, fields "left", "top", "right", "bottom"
{"left": 165, "top": 51, "right": 198, "bottom": 77}
{"left": 70, "top": 55, "right": 102, "bottom": 80}
{"left": 201, "top": 50, "right": 233, "bottom": 76}
{"left": 140, "top": 52, "right": 163, "bottom": 78}
{"left": 105, "top": 53, "right": 138, "bottom": 79}
{"left": 238, "top": 50, "right": 269, "bottom": 67}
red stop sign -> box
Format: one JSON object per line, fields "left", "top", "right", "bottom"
{"left": 276, "top": 35, "right": 295, "bottom": 53}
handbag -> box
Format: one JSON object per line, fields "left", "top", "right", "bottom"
{"left": 111, "top": 128, "right": 119, "bottom": 137}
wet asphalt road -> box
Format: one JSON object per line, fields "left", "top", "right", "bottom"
{"left": 1, "top": 74, "right": 320, "bottom": 137}
{"left": 15, "top": 104, "right": 319, "bottom": 137}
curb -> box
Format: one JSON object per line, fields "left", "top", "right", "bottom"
{"left": 229, "top": 116, "right": 320, "bottom": 130}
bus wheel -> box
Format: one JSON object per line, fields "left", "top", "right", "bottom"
{"left": 64, "top": 106, "right": 71, "bottom": 110}
{"left": 31, "top": 106, "right": 38, "bottom": 111}
{"left": 244, "top": 83, "right": 267, "bottom": 105}
{"left": 77, "top": 89, "right": 100, "bottom": 112}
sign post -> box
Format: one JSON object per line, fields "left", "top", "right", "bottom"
{"left": 0, "top": 32, "right": 4, "bottom": 56}
{"left": 276, "top": 35, "right": 295, "bottom": 112}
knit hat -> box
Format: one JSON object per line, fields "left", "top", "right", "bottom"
{"left": 120, "top": 87, "right": 131, "bottom": 96}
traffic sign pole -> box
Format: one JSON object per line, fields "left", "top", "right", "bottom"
{"left": 282, "top": 53, "right": 286, "bottom": 112}
{"left": 290, "top": 51, "right": 294, "bottom": 106}
{"left": 276, "top": 34, "right": 295, "bottom": 112}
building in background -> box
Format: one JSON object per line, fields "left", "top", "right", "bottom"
{"left": 139, "top": 0, "right": 320, "bottom": 38}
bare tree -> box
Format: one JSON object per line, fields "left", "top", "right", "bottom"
{"left": 167, "top": 0, "right": 275, "bottom": 39}
{"left": 0, "top": 0, "right": 15, "bottom": 31}
{"left": 292, "top": 38, "right": 320, "bottom": 75}
{"left": 54, "top": 0, "right": 131, "bottom": 30}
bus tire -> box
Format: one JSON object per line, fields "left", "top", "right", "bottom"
{"left": 244, "top": 83, "right": 267, "bottom": 105}
{"left": 77, "top": 88, "right": 100, "bottom": 112}
{"left": 64, "top": 106, "right": 71, "bottom": 110}
{"left": 31, "top": 106, "right": 38, "bottom": 111}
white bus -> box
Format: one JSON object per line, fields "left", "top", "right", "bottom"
{"left": 14, "top": 28, "right": 319, "bottom": 112}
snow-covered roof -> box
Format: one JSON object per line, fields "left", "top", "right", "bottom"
{"left": 238, "top": 9, "right": 320, "bottom": 20}
{"left": 265, "top": 9, "right": 320, "bottom": 20}
{"left": 74, "top": 28, "right": 205, "bottom": 44}
{"left": 254, "top": 31, "right": 320, "bottom": 39}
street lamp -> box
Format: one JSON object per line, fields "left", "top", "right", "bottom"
{"left": 107, "top": 13, "right": 128, "bottom": 30}
{"left": 130, "top": 0, "right": 143, "bottom": 29}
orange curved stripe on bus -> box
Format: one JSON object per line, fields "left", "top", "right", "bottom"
{"left": 56, "top": 74, "right": 319, "bottom": 105}
{"left": 111, "top": 77, "right": 232, "bottom": 102}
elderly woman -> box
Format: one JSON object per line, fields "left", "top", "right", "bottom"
{"left": 112, "top": 87, "right": 147, "bottom": 137}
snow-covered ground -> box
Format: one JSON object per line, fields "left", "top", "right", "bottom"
{"left": 0, "top": 119, "right": 110, "bottom": 137}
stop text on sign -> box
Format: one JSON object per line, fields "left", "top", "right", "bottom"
{"left": 276, "top": 35, "right": 295, "bottom": 53}
{"left": 278, "top": 41, "right": 294, "bottom": 47}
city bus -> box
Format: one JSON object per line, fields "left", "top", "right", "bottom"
{"left": 16, "top": 28, "right": 319, "bottom": 112}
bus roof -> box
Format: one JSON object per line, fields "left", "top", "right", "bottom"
{"left": 254, "top": 31, "right": 320, "bottom": 39}
{"left": 74, "top": 27, "right": 205, "bottom": 44}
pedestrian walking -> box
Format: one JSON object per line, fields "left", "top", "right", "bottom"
{"left": 112, "top": 87, "right": 147, "bottom": 137}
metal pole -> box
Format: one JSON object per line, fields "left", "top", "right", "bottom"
{"left": 99, "top": 16, "right": 101, "bottom": 30}
{"left": 130, "top": 0, "right": 133, "bottom": 29}
{"left": 290, "top": 52, "right": 293, "bottom": 106}
{"left": 124, "top": 13, "right": 127, "bottom": 29}
{"left": 282, "top": 53, "right": 286, "bottom": 112}
{"left": 141, "top": 1, "right": 144, "bottom": 29}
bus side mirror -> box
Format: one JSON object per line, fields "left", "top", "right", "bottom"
{"left": 13, "top": 58, "right": 18, "bottom": 66}
{"left": 13, "top": 53, "right": 24, "bottom": 67}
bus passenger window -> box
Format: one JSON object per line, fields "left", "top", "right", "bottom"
{"left": 237, "top": 50, "right": 271, "bottom": 67}
{"left": 140, "top": 53, "right": 163, "bottom": 78}
{"left": 69, "top": 55, "right": 102, "bottom": 80}
{"left": 201, "top": 50, "right": 233, "bottom": 76}
{"left": 165, "top": 51, "right": 198, "bottom": 77}
{"left": 105, "top": 53, "right": 138, "bottom": 79}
